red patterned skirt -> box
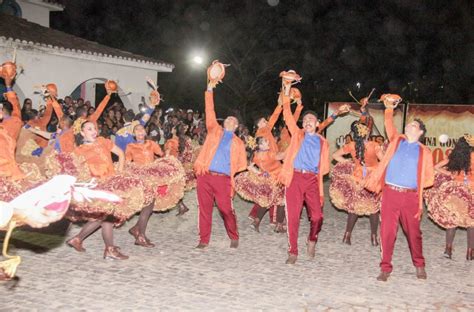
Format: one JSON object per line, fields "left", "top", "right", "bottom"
{"left": 235, "top": 171, "right": 283, "bottom": 208}
{"left": 125, "top": 156, "right": 185, "bottom": 212}
{"left": 43, "top": 152, "right": 151, "bottom": 226}
{"left": 329, "top": 162, "right": 380, "bottom": 216}
{"left": 424, "top": 173, "right": 474, "bottom": 229}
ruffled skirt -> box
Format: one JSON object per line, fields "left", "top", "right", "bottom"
{"left": 424, "top": 173, "right": 474, "bottom": 229}
{"left": 67, "top": 175, "right": 149, "bottom": 226}
{"left": 124, "top": 156, "right": 185, "bottom": 212}
{"left": 235, "top": 171, "right": 283, "bottom": 208}
{"left": 329, "top": 162, "right": 380, "bottom": 216}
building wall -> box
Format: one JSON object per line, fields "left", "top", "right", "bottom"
{"left": 0, "top": 42, "right": 167, "bottom": 112}
{"left": 16, "top": 0, "right": 63, "bottom": 28}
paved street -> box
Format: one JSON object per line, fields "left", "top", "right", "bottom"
{"left": 1, "top": 184, "right": 473, "bottom": 311}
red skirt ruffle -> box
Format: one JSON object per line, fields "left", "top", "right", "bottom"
{"left": 67, "top": 174, "right": 148, "bottom": 226}
{"left": 329, "top": 162, "right": 380, "bottom": 216}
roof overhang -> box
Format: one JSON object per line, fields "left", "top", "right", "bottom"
{"left": 0, "top": 36, "right": 174, "bottom": 72}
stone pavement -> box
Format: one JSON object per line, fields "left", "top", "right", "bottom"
{"left": 1, "top": 184, "right": 473, "bottom": 311}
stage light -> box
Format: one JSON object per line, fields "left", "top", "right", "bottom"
{"left": 193, "top": 56, "right": 203, "bottom": 65}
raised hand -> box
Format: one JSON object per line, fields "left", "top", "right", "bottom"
{"left": 207, "top": 60, "right": 228, "bottom": 89}
{"left": 379, "top": 94, "right": 402, "bottom": 109}
{"left": 0, "top": 61, "right": 17, "bottom": 87}
{"left": 105, "top": 80, "right": 118, "bottom": 95}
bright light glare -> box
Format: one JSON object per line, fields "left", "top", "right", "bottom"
{"left": 193, "top": 56, "right": 203, "bottom": 64}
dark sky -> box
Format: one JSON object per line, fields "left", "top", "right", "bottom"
{"left": 51, "top": 0, "right": 473, "bottom": 122}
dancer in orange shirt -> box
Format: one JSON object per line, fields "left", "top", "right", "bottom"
{"left": 426, "top": 134, "right": 473, "bottom": 260}
{"left": 125, "top": 124, "right": 165, "bottom": 247}
{"left": 235, "top": 136, "right": 286, "bottom": 232}
{"left": 194, "top": 62, "right": 247, "bottom": 248}
{"left": 0, "top": 63, "right": 22, "bottom": 141}
{"left": 67, "top": 121, "right": 152, "bottom": 260}
{"left": 331, "top": 120, "right": 383, "bottom": 246}
{"left": 164, "top": 123, "right": 198, "bottom": 216}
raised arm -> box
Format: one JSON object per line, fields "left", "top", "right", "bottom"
{"left": 281, "top": 95, "right": 300, "bottom": 136}
{"left": 318, "top": 104, "right": 349, "bottom": 134}
{"left": 267, "top": 103, "right": 283, "bottom": 130}
{"left": 51, "top": 98, "right": 64, "bottom": 119}
{"left": 4, "top": 91, "right": 21, "bottom": 120}
{"left": 204, "top": 90, "right": 219, "bottom": 131}
{"left": 35, "top": 100, "right": 53, "bottom": 128}
{"left": 292, "top": 102, "right": 303, "bottom": 123}
{"left": 317, "top": 116, "right": 335, "bottom": 134}
{"left": 384, "top": 108, "right": 398, "bottom": 142}
{"left": 88, "top": 94, "right": 111, "bottom": 122}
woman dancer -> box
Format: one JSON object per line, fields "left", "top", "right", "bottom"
{"left": 239, "top": 136, "right": 286, "bottom": 232}
{"left": 331, "top": 121, "right": 383, "bottom": 246}
{"left": 125, "top": 124, "right": 164, "bottom": 247}
{"left": 164, "top": 123, "right": 198, "bottom": 216}
{"left": 66, "top": 121, "right": 150, "bottom": 260}
{"left": 427, "top": 135, "right": 473, "bottom": 260}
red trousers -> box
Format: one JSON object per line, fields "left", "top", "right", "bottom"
{"left": 249, "top": 204, "right": 276, "bottom": 223}
{"left": 197, "top": 174, "right": 239, "bottom": 244}
{"left": 285, "top": 172, "right": 323, "bottom": 256}
{"left": 380, "top": 186, "right": 425, "bottom": 273}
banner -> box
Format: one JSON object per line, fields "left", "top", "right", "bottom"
{"left": 406, "top": 104, "right": 474, "bottom": 165}
{"left": 324, "top": 102, "right": 406, "bottom": 160}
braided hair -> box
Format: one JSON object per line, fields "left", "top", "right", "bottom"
{"left": 350, "top": 121, "right": 367, "bottom": 165}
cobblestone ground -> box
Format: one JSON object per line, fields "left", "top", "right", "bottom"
{"left": 1, "top": 183, "right": 473, "bottom": 311}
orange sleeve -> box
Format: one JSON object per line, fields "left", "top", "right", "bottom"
{"left": 52, "top": 98, "right": 64, "bottom": 119}
{"left": 317, "top": 116, "right": 335, "bottom": 134}
{"left": 423, "top": 147, "right": 434, "bottom": 188}
{"left": 88, "top": 94, "right": 111, "bottom": 122}
{"left": 267, "top": 104, "right": 283, "bottom": 130}
{"left": 125, "top": 145, "right": 133, "bottom": 162}
{"left": 5, "top": 91, "right": 22, "bottom": 120}
{"left": 293, "top": 104, "right": 303, "bottom": 122}
{"left": 100, "top": 137, "right": 114, "bottom": 152}
{"left": 384, "top": 108, "right": 398, "bottom": 142}
{"left": 204, "top": 91, "right": 219, "bottom": 131}
{"left": 36, "top": 100, "right": 54, "bottom": 129}
{"left": 164, "top": 139, "right": 177, "bottom": 157}
{"left": 152, "top": 141, "right": 163, "bottom": 156}
{"left": 282, "top": 96, "right": 299, "bottom": 136}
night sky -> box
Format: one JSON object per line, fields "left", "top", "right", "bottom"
{"left": 51, "top": 0, "right": 473, "bottom": 123}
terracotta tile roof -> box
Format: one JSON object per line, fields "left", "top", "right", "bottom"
{"left": 0, "top": 13, "right": 174, "bottom": 69}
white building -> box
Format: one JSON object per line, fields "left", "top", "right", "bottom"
{"left": 0, "top": 0, "right": 174, "bottom": 110}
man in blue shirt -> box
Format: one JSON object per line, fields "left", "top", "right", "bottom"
{"left": 194, "top": 64, "right": 247, "bottom": 249}
{"left": 365, "top": 94, "right": 434, "bottom": 282}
